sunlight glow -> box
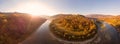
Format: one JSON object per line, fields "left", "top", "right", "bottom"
{"left": 10, "top": 1, "right": 57, "bottom": 16}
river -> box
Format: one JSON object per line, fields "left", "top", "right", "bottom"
{"left": 20, "top": 20, "right": 120, "bottom": 44}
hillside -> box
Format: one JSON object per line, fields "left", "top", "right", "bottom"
{"left": 87, "top": 14, "right": 120, "bottom": 33}
{"left": 0, "top": 12, "right": 46, "bottom": 44}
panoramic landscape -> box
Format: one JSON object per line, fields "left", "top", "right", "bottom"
{"left": 1, "top": 0, "right": 120, "bottom": 44}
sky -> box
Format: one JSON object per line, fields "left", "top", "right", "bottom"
{"left": 0, "top": 0, "right": 120, "bottom": 15}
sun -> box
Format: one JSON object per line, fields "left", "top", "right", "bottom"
{"left": 11, "top": 1, "right": 57, "bottom": 16}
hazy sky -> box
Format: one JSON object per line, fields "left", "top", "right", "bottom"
{"left": 0, "top": 0, "right": 120, "bottom": 15}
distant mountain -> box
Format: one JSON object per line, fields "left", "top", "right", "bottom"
{"left": 85, "top": 14, "right": 113, "bottom": 18}
{"left": 52, "top": 14, "right": 85, "bottom": 18}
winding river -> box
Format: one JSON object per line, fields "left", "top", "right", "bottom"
{"left": 20, "top": 20, "right": 120, "bottom": 44}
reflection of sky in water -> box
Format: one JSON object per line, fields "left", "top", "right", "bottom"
{"left": 20, "top": 20, "right": 120, "bottom": 44}
{"left": 97, "top": 22, "right": 120, "bottom": 43}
